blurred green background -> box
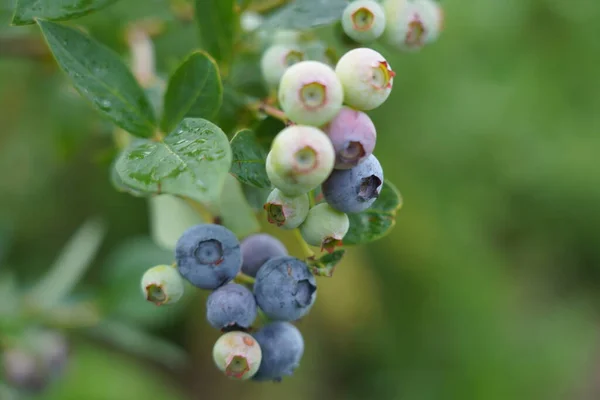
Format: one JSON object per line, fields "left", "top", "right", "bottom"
{"left": 2, "top": 0, "right": 600, "bottom": 399}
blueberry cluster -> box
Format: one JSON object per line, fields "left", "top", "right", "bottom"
{"left": 141, "top": 226, "right": 310, "bottom": 381}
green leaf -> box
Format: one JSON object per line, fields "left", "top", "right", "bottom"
{"left": 161, "top": 51, "right": 223, "bottom": 133}
{"left": 194, "top": 0, "right": 236, "bottom": 65}
{"left": 12, "top": 0, "right": 118, "bottom": 25}
{"left": 27, "top": 218, "right": 106, "bottom": 307}
{"left": 343, "top": 181, "right": 403, "bottom": 245}
{"left": 254, "top": 115, "right": 285, "bottom": 150}
{"left": 307, "top": 249, "right": 346, "bottom": 277}
{"left": 37, "top": 20, "right": 157, "bottom": 138}
{"left": 115, "top": 118, "right": 232, "bottom": 205}
{"left": 230, "top": 129, "right": 271, "bottom": 188}
{"left": 262, "top": 0, "right": 349, "bottom": 31}
{"left": 110, "top": 156, "right": 146, "bottom": 197}
{"left": 217, "top": 174, "right": 261, "bottom": 239}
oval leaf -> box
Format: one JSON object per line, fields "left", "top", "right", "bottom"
{"left": 262, "top": 0, "right": 349, "bottom": 31}
{"left": 217, "top": 175, "right": 261, "bottom": 239}
{"left": 194, "top": 0, "right": 235, "bottom": 64}
{"left": 115, "top": 118, "right": 232, "bottom": 205}
{"left": 37, "top": 20, "right": 157, "bottom": 138}
{"left": 12, "top": 0, "right": 118, "bottom": 25}
{"left": 343, "top": 181, "right": 403, "bottom": 245}
{"left": 161, "top": 51, "right": 223, "bottom": 133}
{"left": 230, "top": 129, "right": 271, "bottom": 188}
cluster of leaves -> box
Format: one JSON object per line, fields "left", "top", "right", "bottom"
{"left": 9, "top": 0, "right": 402, "bottom": 275}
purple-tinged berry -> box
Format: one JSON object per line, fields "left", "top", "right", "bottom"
{"left": 266, "top": 125, "right": 335, "bottom": 196}
{"left": 252, "top": 322, "right": 304, "bottom": 382}
{"left": 322, "top": 154, "right": 384, "bottom": 213}
{"left": 341, "top": 0, "right": 386, "bottom": 43}
{"left": 278, "top": 61, "right": 344, "bottom": 126}
{"left": 335, "top": 48, "right": 395, "bottom": 111}
{"left": 325, "top": 106, "right": 377, "bottom": 169}
{"left": 254, "top": 256, "right": 317, "bottom": 321}
{"left": 263, "top": 189, "right": 310, "bottom": 230}
{"left": 241, "top": 233, "right": 289, "bottom": 277}
{"left": 300, "top": 203, "right": 349, "bottom": 252}
{"left": 141, "top": 264, "right": 185, "bottom": 306}
{"left": 261, "top": 44, "right": 305, "bottom": 88}
{"left": 213, "top": 331, "right": 262, "bottom": 380}
{"left": 206, "top": 283, "right": 258, "bottom": 330}
{"left": 176, "top": 224, "right": 242, "bottom": 290}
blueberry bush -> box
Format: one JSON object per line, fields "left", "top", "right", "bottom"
{"left": 3, "top": 0, "right": 600, "bottom": 398}
{"left": 0, "top": 0, "right": 445, "bottom": 388}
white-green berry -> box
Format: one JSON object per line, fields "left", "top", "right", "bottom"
{"left": 335, "top": 48, "right": 395, "bottom": 111}
{"left": 278, "top": 61, "right": 344, "bottom": 126}
{"left": 341, "top": 0, "right": 386, "bottom": 43}
{"left": 414, "top": 0, "right": 444, "bottom": 44}
{"left": 213, "top": 331, "right": 262, "bottom": 380}
{"left": 266, "top": 125, "right": 335, "bottom": 196}
{"left": 261, "top": 44, "right": 305, "bottom": 88}
{"left": 383, "top": 0, "right": 441, "bottom": 51}
{"left": 264, "top": 188, "right": 310, "bottom": 229}
{"left": 240, "top": 10, "right": 264, "bottom": 32}
{"left": 300, "top": 203, "right": 349, "bottom": 253}
{"left": 140, "top": 264, "right": 185, "bottom": 306}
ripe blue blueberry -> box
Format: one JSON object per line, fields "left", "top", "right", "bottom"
{"left": 341, "top": 0, "right": 386, "bottom": 43}
{"left": 206, "top": 283, "right": 258, "bottom": 330}
{"left": 335, "top": 48, "right": 395, "bottom": 111}
{"left": 322, "top": 154, "right": 384, "bottom": 213}
{"left": 261, "top": 44, "right": 305, "bottom": 88}
{"left": 278, "top": 61, "right": 344, "bottom": 126}
{"left": 240, "top": 233, "right": 289, "bottom": 277}
{"left": 141, "top": 264, "right": 185, "bottom": 306}
{"left": 252, "top": 322, "right": 304, "bottom": 382}
{"left": 325, "top": 106, "right": 377, "bottom": 169}
{"left": 254, "top": 256, "right": 317, "bottom": 321}
{"left": 213, "top": 331, "right": 262, "bottom": 380}
{"left": 176, "top": 224, "right": 242, "bottom": 290}
{"left": 299, "top": 203, "right": 350, "bottom": 252}
{"left": 266, "top": 125, "right": 335, "bottom": 196}
{"left": 264, "top": 189, "right": 310, "bottom": 230}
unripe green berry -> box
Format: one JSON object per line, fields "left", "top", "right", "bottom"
{"left": 261, "top": 45, "right": 305, "bottom": 88}
{"left": 300, "top": 203, "right": 349, "bottom": 253}
{"left": 264, "top": 188, "right": 310, "bottom": 229}
{"left": 383, "top": 0, "right": 442, "bottom": 51}
{"left": 266, "top": 125, "right": 335, "bottom": 196}
{"left": 141, "top": 264, "right": 184, "bottom": 306}
{"left": 341, "top": 0, "right": 386, "bottom": 43}
{"left": 278, "top": 61, "right": 344, "bottom": 126}
{"left": 335, "top": 48, "right": 395, "bottom": 111}
{"left": 213, "top": 331, "right": 262, "bottom": 380}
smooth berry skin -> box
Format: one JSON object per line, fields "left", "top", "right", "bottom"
{"left": 254, "top": 256, "right": 317, "bottom": 321}
{"left": 213, "top": 331, "right": 262, "bottom": 380}
{"left": 325, "top": 106, "right": 377, "bottom": 169}
{"left": 252, "top": 322, "right": 304, "bottom": 382}
{"left": 175, "top": 224, "right": 242, "bottom": 290}
{"left": 322, "top": 154, "right": 384, "bottom": 214}
{"left": 341, "top": 0, "right": 386, "bottom": 43}
{"left": 300, "top": 203, "right": 349, "bottom": 252}
{"left": 240, "top": 233, "right": 289, "bottom": 277}
{"left": 278, "top": 61, "right": 344, "bottom": 126}
{"left": 264, "top": 189, "right": 310, "bottom": 230}
{"left": 206, "top": 283, "right": 258, "bottom": 330}
{"left": 266, "top": 125, "right": 335, "bottom": 196}
{"left": 141, "top": 264, "right": 185, "bottom": 306}
{"left": 383, "top": 0, "right": 441, "bottom": 51}
{"left": 261, "top": 44, "right": 305, "bottom": 88}
{"left": 335, "top": 48, "right": 395, "bottom": 111}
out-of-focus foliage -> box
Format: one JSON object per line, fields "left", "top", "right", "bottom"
{"left": 1, "top": 0, "right": 600, "bottom": 399}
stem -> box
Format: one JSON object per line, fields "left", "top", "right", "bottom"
{"left": 234, "top": 273, "right": 256, "bottom": 287}
{"left": 248, "top": 101, "right": 288, "bottom": 123}
{"left": 294, "top": 229, "right": 315, "bottom": 259}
